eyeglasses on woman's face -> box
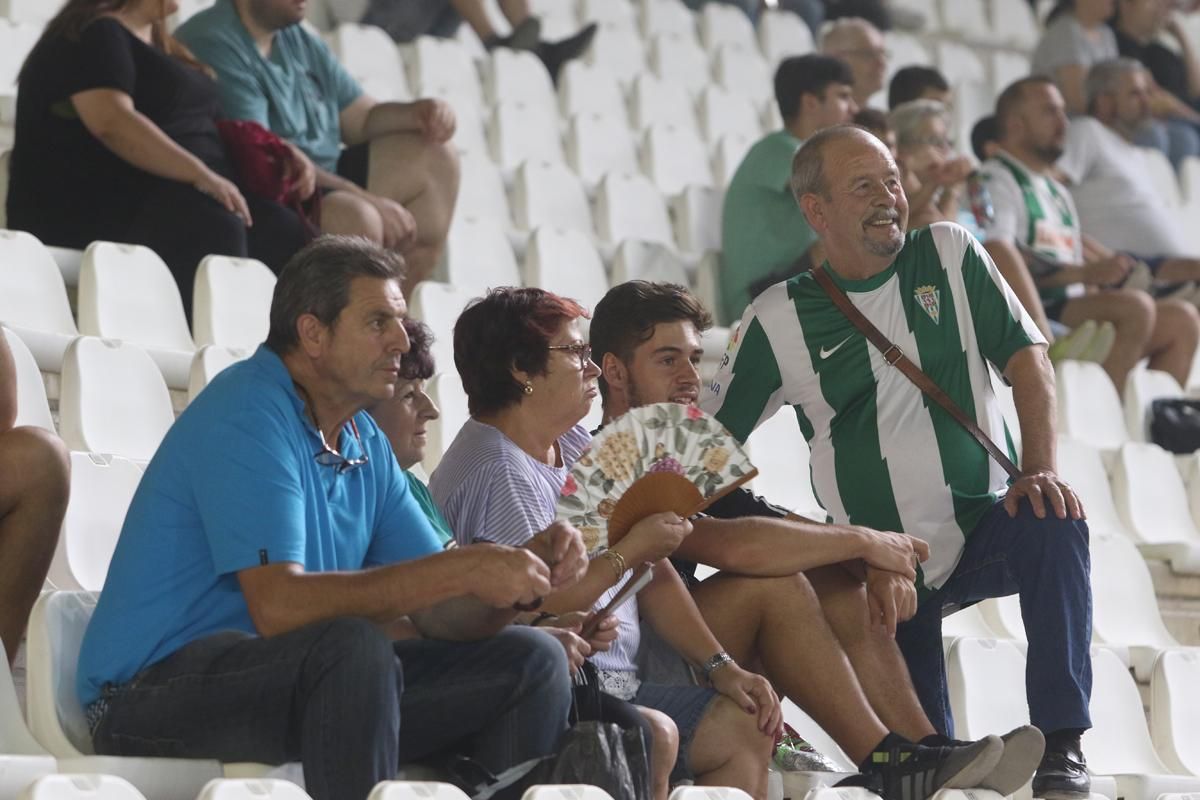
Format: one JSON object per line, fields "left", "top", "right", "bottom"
{"left": 547, "top": 342, "right": 593, "bottom": 371}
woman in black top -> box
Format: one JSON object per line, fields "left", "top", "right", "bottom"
{"left": 6, "top": 0, "right": 311, "bottom": 314}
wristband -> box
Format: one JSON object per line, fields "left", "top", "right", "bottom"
{"left": 701, "top": 651, "right": 734, "bottom": 679}
{"left": 601, "top": 549, "right": 628, "bottom": 582}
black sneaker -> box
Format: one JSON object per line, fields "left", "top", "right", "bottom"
{"left": 1032, "top": 732, "right": 1090, "bottom": 800}
{"left": 924, "top": 725, "right": 1045, "bottom": 795}
{"left": 865, "top": 735, "right": 1003, "bottom": 800}
{"left": 535, "top": 23, "right": 598, "bottom": 81}
{"left": 490, "top": 16, "right": 541, "bottom": 52}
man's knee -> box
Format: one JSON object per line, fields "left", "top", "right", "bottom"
{"left": 1156, "top": 298, "right": 1200, "bottom": 341}
{"left": 0, "top": 426, "right": 69, "bottom": 501}
{"left": 1104, "top": 288, "right": 1156, "bottom": 328}
{"left": 1008, "top": 503, "right": 1090, "bottom": 561}
{"left": 320, "top": 191, "right": 384, "bottom": 243}
{"left": 307, "top": 617, "right": 399, "bottom": 690}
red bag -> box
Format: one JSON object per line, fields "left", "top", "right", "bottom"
{"left": 216, "top": 118, "right": 321, "bottom": 237}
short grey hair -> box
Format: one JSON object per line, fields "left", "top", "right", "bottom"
{"left": 1085, "top": 58, "right": 1145, "bottom": 114}
{"left": 266, "top": 235, "right": 405, "bottom": 354}
{"left": 790, "top": 123, "right": 875, "bottom": 204}
{"left": 820, "top": 17, "right": 879, "bottom": 53}
{"left": 889, "top": 99, "right": 949, "bottom": 150}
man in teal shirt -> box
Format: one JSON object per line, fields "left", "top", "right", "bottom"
{"left": 177, "top": 0, "right": 460, "bottom": 294}
{"left": 720, "top": 55, "right": 858, "bottom": 323}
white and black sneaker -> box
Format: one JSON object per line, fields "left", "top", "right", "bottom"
{"left": 857, "top": 733, "right": 1004, "bottom": 800}
{"left": 924, "top": 726, "right": 1045, "bottom": 796}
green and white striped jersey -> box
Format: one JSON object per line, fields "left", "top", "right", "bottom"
{"left": 701, "top": 223, "right": 1046, "bottom": 591}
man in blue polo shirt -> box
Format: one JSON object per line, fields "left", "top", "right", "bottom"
{"left": 177, "top": 0, "right": 461, "bottom": 295}
{"left": 77, "top": 236, "right": 587, "bottom": 800}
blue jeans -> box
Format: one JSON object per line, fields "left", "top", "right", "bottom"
{"left": 1134, "top": 118, "right": 1200, "bottom": 172}
{"left": 92, "top": 618, "right": 572, "bottom": 800}
{"left": 894, "top": 501, "right": 1093, "bottom": 738}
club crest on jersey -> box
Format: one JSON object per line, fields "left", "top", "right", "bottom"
{"left": 914, "top": 285, "right": 940, "bottom": 325}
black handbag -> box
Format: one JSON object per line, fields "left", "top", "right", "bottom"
{"left": 1149, "top": 398, "right": 1200, "bottom": 453}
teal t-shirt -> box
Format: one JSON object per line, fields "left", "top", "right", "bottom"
{"left": 404, "top": 470, "right": 454, "bottom": 548}
{"left": 719, "top": 129, "right": 817, "bottom": 324}
{"left": 176, "top": 0, "right": 362, "bottom": 172}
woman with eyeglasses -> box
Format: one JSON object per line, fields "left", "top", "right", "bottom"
{"left": 889, "top": 99, "right": 975, "bottom": 232}
{"left": 429, "top": 287, "right": 780, "bottom": 800}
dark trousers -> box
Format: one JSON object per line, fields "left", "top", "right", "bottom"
{"left": 93, "top": 618, "right": 572, "bottom": 800}
{"left": 895, "top": 500, "right": 1093, "bottom": 738}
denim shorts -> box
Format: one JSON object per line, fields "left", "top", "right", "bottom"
{"left": 632, "top": 682, "right": 720, "bottom": 781}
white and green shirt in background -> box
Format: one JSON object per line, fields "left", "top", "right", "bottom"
{"left": 700, "top": 223, "right": 1045, "bottom": 593}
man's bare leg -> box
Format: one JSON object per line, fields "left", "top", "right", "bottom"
{"left": 321, "top": 191, "right": 385, "bottom": 243}
{"left": 636, "top": 706, "right": 678, "bottom": 800}
{"left": 1060, "top": 289, "right": 1155, "bottom": 390}
{"left": 806, "top": 565, "right": 937, "bottom": 741}
{"left": 1146, "top": 298, "right": 1200, "bottom": 387}
{"left": 691, "top": 572, "right": 891, "bottom": 762}
{"left": 366, "top": 133, "right": 460, "bottom": 295}
{"left": 0, "top": 427, "right": 69, "bottom": 664}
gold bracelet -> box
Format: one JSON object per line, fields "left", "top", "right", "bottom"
{"left": 601, "top": 549, "right": 628, "bottom": 582}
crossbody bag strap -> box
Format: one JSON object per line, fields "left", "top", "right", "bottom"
{"left": 811, "top": 266, "right": 1021, "bottom": 479}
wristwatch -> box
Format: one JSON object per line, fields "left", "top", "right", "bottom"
{"left": 701, "top": 650, "right": 734, "bottom": 679}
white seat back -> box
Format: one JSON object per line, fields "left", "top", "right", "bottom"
{"left": 578, "top": 0, "right": 635, "bottom": 28}
{"left": 1084, "top": 646, "right": 1173, "bottom": 776}
{"left": 585, "top": 24, "right": 646, "bottom": 88}
{"left": 328, "top": 24, "right": 411, "bottom": 102}
{"left": 512, "top": 160, "right": 595, "bottom": 237}
{"left": 696, "top": 86, "right": 761, "bottom": 144}
{"left": 443, "top": 217, "right": 521, "bottom": 301}
{"left": 647, "top": 33, "right": 710, "bottom": 96}
{"left": 594, "top": 172, "right": 674, "bottom": 248}
{"left": 3, "top": 326, "right": 55, "bottom": 431}
{"left": 628, "top": 73, "right": 699, "bottom": 132}
{"left": 1150, "top": 649, "right": 1200, "bottom": 776}
{"left": 557, "top": 61, "right": 630, "bottom": 128}
{"left": 523, "top": 227, "right": 609, "bottom": 312}
{"left": 610, "top": 241, "right": 689, "bottom": 286}
{"left": 757, "top": 9, "right": 814, "bottom": 66}
{"left": 408, "top": 282, "right": 473, "bottom": 377}
{"left": 1111, "top": 441, "right": 1200, "bottom": 547}
{"left": 566, "top": 112, "right": 640, "bottom": 190}
{"left": 20, "top": 774, "right": 148, "bottom": 800}
{"left": 642, "top": 123, "right": 714, "bottom": 196}
{"left": 1124, "top": 367, "right": 1183, "bottom": 442}
{"left": 938, "top": 0, "right": 989, "bottom": 41}
{"left": 489, "top": 101, "right": 564, "bottom": 172}
{"left": 484, "top": 48, "right": 557, "bottom": 113}
{"left": 640, "top": 0, "right": 697, "bottom": 42}
{"left": 745, "top": 407, "right": 824, "bottom": 518}
{"left": 423, "top": 372, "right": 470, "bottom": 475}
{"left": 188, "top": 345, "right": 250, "bottom": 404}
{"left": 59, "top": 337, "right": 175, "bottom": 461}
{"left": 1056, "top": 360, "right": 1128, "bottom": 452}
{"left": 1054, "top": 436, "right": 1129, "bottom": 537}
{"left": 405, "top": 36, "right": 482, "bottom": 106}
{"left": 0, "top": 639, "right": 50, "bottom": 756}
{"left": 712, "top": 46, "right": 771, "bottom": 111}
{"left": 0, "top": 229, "right": 78, "bottom": 336}
{"left": 51, "top": 452, "right": 142, "bottom": 592}
{"left": 192, "top": 256, "right": 276, "bottom": 350}
{"left": 195, "top": 779, "right": 313, "bottom": 800}
{"left": 711, "top": 132, "right": 755, "bottom": 187}
{"left": 990, "top": 0, "right": 1039, "bottom": 49}
{"left": 78, "top": 241, "right": 195, "bottom": 352}
{"left": 946, "top": 637, "right": 1031, "bottom": 739}
{"left": 368, "top": 782, "right": 472, "bottom": 800}
{"left": 456, "top": 154, "right": 512, "bottom": 228}
{"left": 671, "top": 186, "right": 722, "bottom": 254}
{"left": 668, "top": 788, "right": 752, "bottom": 800}
{"left": 1091, "top": 531, "right": 1179, "bottom": 653}
{"left": 438, "top": 93, "right": 488, "bottom": 157}
{"left": 698, "top": 2, "right": 757, "bottom": 52}
{"left": 27, "top": 591, "right": 101, "bottom": 757}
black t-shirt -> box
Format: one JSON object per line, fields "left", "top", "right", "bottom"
{"left": 6, "top": 17, "right": 231, "bottom": 248}
{"left": 1114, "top": 26, "right": 1196, "bottom": 105}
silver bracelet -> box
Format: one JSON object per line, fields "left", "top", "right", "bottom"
{"left": 701, "top": 651, "right": 734, "bottom": 679}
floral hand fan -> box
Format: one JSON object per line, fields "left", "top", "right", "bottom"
{"left": 558, "top": 403, "right": 758, "bottom": 554}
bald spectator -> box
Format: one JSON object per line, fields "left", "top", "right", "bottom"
{"left": 888, "top": 66, "right": 951, "bottom": 110}
{"left": 821, "top": 17, "right": 888, "bottom": 109}
{"left": 720, "top": 54, "right": 857, "bottom": 322}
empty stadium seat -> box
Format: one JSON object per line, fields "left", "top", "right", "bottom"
{"left": 423, "top": 372, "right": 470, "bottom": 476}
{"left": 711, "top": 132, "right": 755, "bottom": 188}
{"left": 696, "top": 86, "right": 761, "bottom": 144}
{"left": 327, "top": 24, "right": 411, "bottom": 103}
{"left": 694, "top": 251, "right": 726, "bottom": 325}
{"left": 20, "top": 774, "right": 149, "bottom": 800}
{"left": 195, "top": 780, "right": 313, "bottom": 800}
{"left": 578, "top": 0, "right": 635, "bottom": 28}
{"left": 628, "top": 73, "right": 699, "bottom": 133}
{"left": 1085, "top": 646, "right": 1200, "bottom": 800}
{"left": 49, "top": 452, "right": 142, "bottom": 593}
{"left": 935, "top": 41, "right": 987, "bottom": 86}
{"left": 641, "top": 123, "right": 714, "bottom": 196}
{"left": 594, "top": 172, "right": 675, "bottom": 248}
{"left": 436, "top": 94, "right": 489, "bottom": 158}
{"left": 77, "top": 241, "right": 196, "bottom": 391}
{"left": 0, "top": 640, "right": 57, "bottom": 797}
{"left": 698, "top": 2, "right": 757, "bottom": 53}
{"left": 192, "top": 256, "right": 275, "bottom": 350}
{"left": 992, "top": 51, "right": 1033, "bottom": 100}
{"left": 671, "top": 186, "right": 723, "bottom": 255}
{"left": 58, "top": 337, "right": 175, "bottom": 462}
{"left": 668, "top": 788, "right": 752, "bottom": 800}
{"left": 745, "top": 407, "right": 825, "bottom": 519}
{"left": 610, "top": 240, "right": 690, "bottom": 287}
{"left": 523, "top": 227, "right": 609, "bottom": 312}
{"left": 937, "top": 0, "right": 989, "bottom": 42}
{"left": 565, "top": 112, "right": 640, "bottom": 191}
{"left": 526, "top": 0, "right": 578, "bottom": 37}
{"left": 639, "top": 0, "right": 696, "bottom": 42}
{"left": 1181, "top": 156, "right": 1200, "bottom": 205}
{"left": 585, "top": 24, "right": 647, "bottom": 88}
{"left": 25, "top": 592, "right": 224, "bottom": 800}
{"left": 0, "top": 0, "right": 56, "bottom": 25}
{"left": 456, "top": 153, "right": 515, "bottom": 232}
{"left": 0, "top": 229, "right": 80, "bottom": 373}
{"left": 408, "top": 282, "right": 473, "bottom": 377}
{"left": 484, "top": 48, "right": 557, "bottom": 113}
{"left": 711, "top": 45, "right": 772, "bottom": 112}
{"left": 1124, "top": 367, "right": 1183, "bottom": 442}
{"left": 489, "top": 100, "right": 564, "bottom": 173}
{"left": 757, "top": 9, "right": 814, "bottom": 66}
{"left": 647, "top": 33, "right": 711, "bottom": 97}
{"left": 521, "top": 787, "right": 615, "bottom": 800}
{"left": 946, "top": 637, "right": 1031, "bottom": 740}
{"left": 1110, "top": 441, "right": 1200, "bottom": 573}
{"left": 1055, "top": 360, "right": 1128, "bottom": 455}
{"left": 1150, "top": 649, "right": 1200, "bottom": 777}
{"left": 940, "top": 604, "right": 1006, "bottom": 641}
{"left": 367, "top": 782, "right": 470, "bottom": 800}
{"left": 3, "top": 326, "right": 55, "bottom": 431}
{"left": 443, "top": 217, "right": 521, "bottom": 300}
{"left": 989, "top": 0, "right": 1040, "bottom": 51}
{"left": 188, "top": 345, "right": 250, "bottom": 404}
{"left": 1055, "top": 436, "right": 1133, "bottom": 538}
{"left": 976, "top": 596, "right": 1025, "bottom": 643}
{"left": 884, "top": 32, "right": 934, "bottom": 75}
{"left": 557, "top": 61, "right": 630, "bottom": 129}
{"left": 1143, "top": 147, "right": 1183, "bottom": 208}
{"left": 403, "top": 36, "right": 483, "bottom": 106}
{"left": 511, "top": 160, "right": 595, "bottom": 237}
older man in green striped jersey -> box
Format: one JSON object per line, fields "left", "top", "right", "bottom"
{"left": 702, "top": 125, "right": 1093, "bottom": 800}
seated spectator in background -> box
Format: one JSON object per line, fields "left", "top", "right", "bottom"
{"left": 1033, "top": 0, "right": 1120, "bottom": 116}
{"left": 889, "top": 100, "right": 973, "bottom": 230}
{"left": 177, "top": 0, "right": 460, "bottom": 296}
{"left": 982, "top": 76, "right": 1199, "bottom": 389}
{"left": 1061, "top": 59, "right": 1200, "bottom": 275}
{"left": 888, "top": 65, "right": 951, "bottom": 110}
{"left": 369, "top": 317, "right": 680, "bottom": 800}
{"left": 855, "top": 107, "right": 897, "bottom": 156}
{"left": 430, "top": 287, "right": 782, "bottom": 800}
{"left": 1111, "top": 0, "right": 1200, "bottom": 169}
{"left": 589, "top": 281, "right": 1043, "bottom": 800}
{"left": 971, "top": 114, "right": 1001, "bottom": 162}
{"left": 324, "top": 0, "right": 595, "bottom": 80}
{"left": 6, "top": 0, "right": 311, "bottom": 314}
{"left": 0, "top": 330, "right": 68, "bottom": 666}
{"left": 821, "top": 17, "right": 889, "bottom": 109}
{"left": 78, "top": 237, "right": 584, "bottom": 800}
{"left": 720, "top": 54, "right": 857, "bottom": 323}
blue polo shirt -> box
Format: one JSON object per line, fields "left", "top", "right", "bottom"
{"left": 77, "top": 345, "right": 442, "bottom": 707}
{"left": 176, "top": 0, "right": 362, "bottom": 172}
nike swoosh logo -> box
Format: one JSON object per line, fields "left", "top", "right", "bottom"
{"left": 819, "top": 336, "right": 853, "bottom": 360}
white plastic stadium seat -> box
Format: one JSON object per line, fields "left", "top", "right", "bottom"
{"left": 594, "top": 173, "right": 675, "bottom": 248}
{"left": 2, "top": 326, "right": 55, "bottom": 431}
{"left": 745, "top": 407, "right": 825, "bottom": 520}
{"left": 711, "top": 132, "right": 755, "bottom": 188}
{"left": 935, "top": 41, "right": 987, "bottom": 86}
{"left": 484, "top": 48, "right": 557, "bottom": 114}
{"left": 523, "top": 227, "right": 609, "bottom": 312}
{"left": 1181, "top": 156, "right": 1200, "bottom": 205}
{"left": 565, "top": 112, "right": 640, "bottom": 191}
{"left": 641, "top": 123, "right": 714, "bottom": 196}
{"left": 192, "top": 256, "right": 276, "bottom": 350}
{"left": 0, "top": 229, "right": 80, "bottom": 373}
{"left": 940, "top": 604, "right": 1006, "bottom": 641}
{"left": 489, "top": 101, "right": 564, "bottom": 173}
{"left": 408, "top": 282, "right": 473, "bottom": 378}
{"left": 77, "top": 241, "right": 196, "bottom": 391}
{"left": 520, "top": 786, "right": 616, "bottom": 800}
{"left": 0, "top": 0, "right": 57, "bottom": 25}
{"left": 712, "top": 46, "right": 772, "bottom": 113}
{"left": 668, "top": 788, "right": 753, "bottom": 800}
{"left": 557, "top": 61, "right": 630, "bottom": 128}
{"left": 455, "top": 154, "right": 515, "bottom": 232}
{"left": 19, "top": 774, "right": 149, "bottom": 800}
{"left": 442, "top": 217, "right": 521, "bottom": 301}
{"left": 1110, "top": 441, "right": 1200, "bottom": 573}
{"left": 610, "top": 241, "right": 689, "bottom": 287}
{"left": 423, "top": 372, "right": 470, "bottom": 475}
{"left": 946, "top": 637, "right": 1031, "bottom": 740}
{"left": 976, "top": 596, "right": 1025, "bottom": 643}
{"left": 647, "top": 33, "right": 711, "bottom": 97}
{"left": 990, "top": 0, "right": 1039, "bottom": 50}
{"left": 1124, "top": 367, "right": 1183, "bottom": 442}
{"left": 585, "top": 24, "right": 646, "bottom": 88}
{"left": 698, "top": 2, "right": 756, "bottom": 52}
{"left": 1084, "top": 646, "right": 1200, "bottom": 800}
{"left": 671, "top": 186, "right": 723, "bottom": 255}
{"left": 696, "top": 86, "right": 761, "bottom": 144}
{"left": 628, "top": 73, "right": 699, "bottom": 133}
{"left": 758, "top": 9, "right": 814, "bottom": 66}
{"left": 188, "top": 345, "right": 250, "bottom": 404}
{"left": 437, "top": 93, "right": 488, "bottom": 158}
{"left": 0, "top": 641, "right": 57, "bottom": 799}
{"left": 58, "top": 337, "right": 175, "bottom": 462}
{"left": 992, "top": 51, "right": 1033, "bottom": 100}
{"left": 49, "top": 452, "right": 143, "bottom": 593}
{"left": 640, "top": 0, "right": 697, "bottom": 43}
{"left": 937, "top": 0, "right": 989, "bottom": 42}
{"left": 327, "top": 24, "right": 411, "bottom": 102}
{"left": 1054, "top": 436, "right": 1132, "bottom": 538}
{"left": 195, "top": 779, "right": 313, "bottom": 800}
{"left": 883, "top": 32, "right": 934, "bottom": 74}
{"left": 25, "top": 592, "right": 224, "bottom": 800}
{"left": 577, "top": 0, "right": 635, "bottom": 28}
{"left": 511, "top": 160, "right": 596, "bottom": 237}
{"left": 1143, "top": 147, "right": 1182, "bottom": 209}
{"left": 1055, "top": 360, "right": 1128, "bottom": 454}
{"left": 1150, "top": 649, "right": 1200, "bottom": 777}
{"left": 368, "top": 782, "right": 471, "bottom": 800}
{"left": 404, "top": 36, "right": 483, "bottom": 106}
